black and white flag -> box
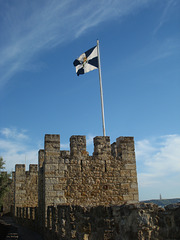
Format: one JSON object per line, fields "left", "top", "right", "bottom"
{"left": 73, "top": 46, "right": 98, "bottom": 76}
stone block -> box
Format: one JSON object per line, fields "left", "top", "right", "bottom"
{"left": 70, "top": 135, "right": 87, "bottom": 156}
{"left": 116, "top": 136, "right": 135, "bottom": 156}
{"left": 131, "top": 183, "right": 138, "bottom": 189}
{"left": 15, "top": 164, "right": 25, "bottom": 173}
{"left": 45, "top": 134, "right": 60, "bottom": 152}
{"left": 93, "top": 136, "right": 111, "bottom": 155}
{"left": 123, "top": 194, "right": 133, "bottom": 201}
{"left": 124, "top": 164, "right": 136, "bottom": 170}
{"left": 56, "top": 191, "right": 64, "bottom": 197}
{"left": 131, "top": 170, "right": 137, "bottom": 177}
{"left": 45, "top": 152, "right": 61, "bottom": 163}
{"left": 133, "top": 194, "right": 139, "bottom": 201}
{"left": 38, "top": 150, "right": 44, "bottom": 168}
{"left": 29, "top": 164, "right": 38, "bottom": 173}
{"left": 121, "top": 183, "right": 130, "bottom": 189}
{"left": 120, "top": 170, "right": 131, "bottom": 177}
{"left": 53, "top": 184, "right": 63, "bottom": 191}
{"left": 54, "top": 197, "right": 66, "bottom": 205}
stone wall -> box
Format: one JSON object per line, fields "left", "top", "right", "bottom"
{"left": 11, "top": 133, "right": 180, "bottom": 239}
{"left": 45, "top": 203, "right": 180, "bottom": 240}
{"left": 38, "top": 149, "right": 45, "bottom": 231}
{"left": 65, "top": 136, "right": 138, "bottom": 206}
{"left": 38, "top": 134, "right": 138, "bottom": 226}
{"left": 15, "top": 203, "right": 180, "bottom": 240}
{"left": 16, "top": 206, "right": 38, "bottom": 231}
{"left": 12, "top": 133, "right": 139, "bottom": 228}
{"left": 14, "top": 164, "right": 38, "bottom": 216}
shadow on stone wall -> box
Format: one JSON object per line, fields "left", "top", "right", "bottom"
{"left": 15, "top": 203, "right": 180, "bottom": 240}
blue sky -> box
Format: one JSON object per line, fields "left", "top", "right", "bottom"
{"left": 0, "top": 0, "right": 180, "bottom": 201}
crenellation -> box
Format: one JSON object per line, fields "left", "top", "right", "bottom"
{"left": 15, "top": 164, "right": 25, "bottom": 174}
{"left": 9, "top": 133, "right": 180, "bottom": 239}
{"left": 38, "top": 150, "right": 44, "bottom": 168}
{"left": 29, "top": 164, "right": 38, "bottom": 173}
{"left": 116, "top": 136, "right": 135, "bottom": 157}
{"left": 14, "top": 163, "right": 38, "bottom": 216}
{"left": 12, "top": 133, "right": 139, "bottom": 229}
{"left": 45, "top": 134, "right": 60, "bottom": 152}
{"left": 93, "top": 136, "right": 111, "bottom": 155}
{"left": 70, "top": 135, "right": 87, "bottom": 156}
{"left": 60, "top": 150, "right": 70, "bottom": 158}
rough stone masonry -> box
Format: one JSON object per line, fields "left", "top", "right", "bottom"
{"left": 13, "top": 134, "right": 138, "bottom": 228}
{"left": 5, "top": 134, "right": 180, "bottom": 239}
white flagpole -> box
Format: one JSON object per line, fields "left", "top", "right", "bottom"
{"left": 97, "top": 39, "right": 106, "bottom": 136}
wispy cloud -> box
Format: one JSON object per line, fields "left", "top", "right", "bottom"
{"left": 136, "top": 134, "right": 180, "bottom": 200}
{"left": 153, "top": 0, "right": 177, "bottom": 35}
{"left": 0, "top": 127, "right": 38, "bottom": 172}
{"left": 0, "top": 129, "right": 95, "bottom": 172}
{"left": 0, "top": 0, "right": 152, "bottom": 89}
{"left": 150, "top": 38, "right": 180, "bottom": 63}
{"left": 0, "top": 127, "right": 28, "bottom": 140}
{"left": 119, "top": 37, "right": 180, "bottom": 72}
{"left": 0, "top": 126, "right": 96, "bottom": 170}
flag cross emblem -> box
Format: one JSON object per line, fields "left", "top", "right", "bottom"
{"left": 73, "top": 46, "right": 98, "bottom": 76}
{"left": 73, "top": 40, "right": 106, "bottom": 136}
{"left": 82, "top": 56, "right": 88, "bottom": 67}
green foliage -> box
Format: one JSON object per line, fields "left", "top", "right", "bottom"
{"left": 0, "top": 157, "right": 5, "bottom": 170}
{"left": 0, "top": 157, "right": 11, "bottom": 208}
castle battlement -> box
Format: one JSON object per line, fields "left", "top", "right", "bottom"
{"left": 7, "top": 133, "right": 180, "bottom": 240}
{"left": 70, "top": 135, "right": 87, "bottom": 156}
{"left": 45, "top": 134, "right": 60, "bottom": 152}
{"left": 43, "top": 134, "right": 135, "bottom": 158}
{"left": 13, "top": 133, "right": 139, "bottom": 229}
{"left": 15, "top": 164, "right": 25, "bottom": 174}
{"left": 14, "top": 163, "right": 38, "bottom": 211}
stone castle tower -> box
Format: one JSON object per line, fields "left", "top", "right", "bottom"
{"left": 8, "top": 134, "right": 180, "bottom": 240}
{"left": 13, "top": 134, "right": 139, "bottom": 227}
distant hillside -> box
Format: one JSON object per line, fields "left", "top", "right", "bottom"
{"left": 142, "top": 198, "right": 180, "bottom": 207}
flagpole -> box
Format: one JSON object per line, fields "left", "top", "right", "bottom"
{"left": 97, "top": 39, "right": 106, "bottom": 137}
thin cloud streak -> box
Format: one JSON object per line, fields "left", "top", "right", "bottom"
{"left": 0, "top": 0, "right": 153, "bottom": 89}
{"left": 153, "top": 0, "right": 177, "bottom": 35}
{"left": 118, "top": 37, "right": 180, "bottom": 72}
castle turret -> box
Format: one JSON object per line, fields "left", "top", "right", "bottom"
{"left": 13, "top": 133, "right": 139, "bottom": 228}
{"left": 44, "top": 134, "right": 67, "bottom": 226}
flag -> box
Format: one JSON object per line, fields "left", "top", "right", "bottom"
{"left": 73, "top": 46, "right": 98, "bottom": 76}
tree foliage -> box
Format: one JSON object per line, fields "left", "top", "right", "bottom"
{"left": 0, "top": 157, "right": 5, "bottom": 170}
{"left": 0, "top": 157, "right": 11, "bottom": 208}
